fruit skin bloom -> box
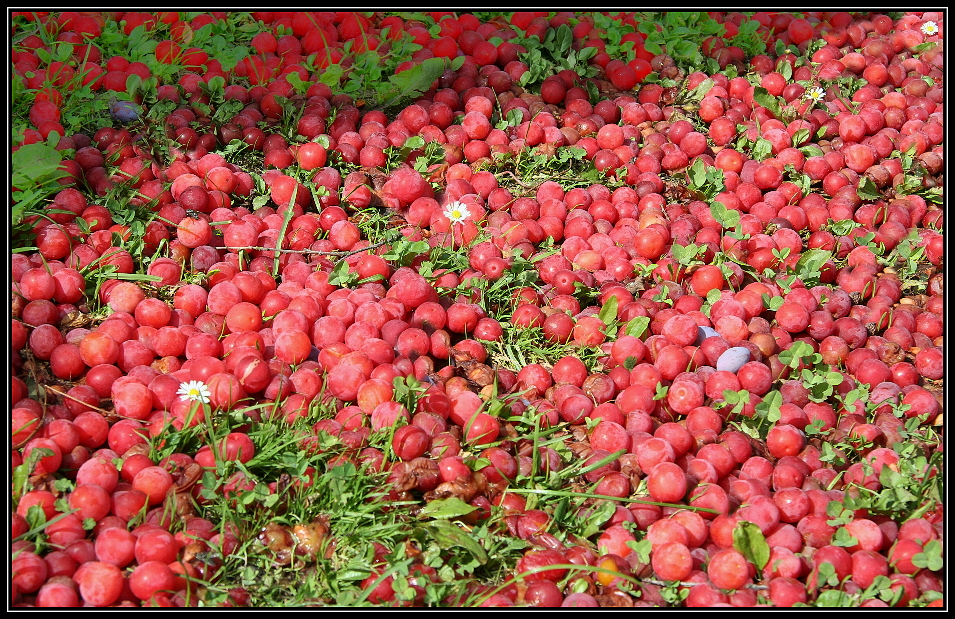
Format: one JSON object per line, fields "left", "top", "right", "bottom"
{"left": 921, "top": 21, "right": 938, "bottom": 36}
{"left": 177, "top": 380, "right": 211, "bottom": 404}
{"left": 443, "top": 201, "right": 471, "bottom": 224}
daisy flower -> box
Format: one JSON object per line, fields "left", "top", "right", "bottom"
{"left": 921, "top": 21, "right": 939, "bottom": 36}
{"left": 177, "top": 380, "right": 211, "bottom": 404}
{"left": 805, "top": 86, "right": 826, "bottom": 103}
{"left": 444, "top": 201, "right": 470, "bottom": 224}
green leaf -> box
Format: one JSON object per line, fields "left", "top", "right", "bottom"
{"left": 857, "top": 177, "right": 881, "bottom": 201}
{"left": 581, "top": 500, "right": 617, "bottom": 539}
{"left": 623, "top": 316, "right": 649, "bottom": 339}
{"left": 12, "top": 450, "right": 40, "bottom": 502}
{"left": 762, "top": 293, "right": 784, "bottom": 311}
{"left": 418, "top": 497, "right": 478, "bottom": 520}
{"left": 497, "top": 108, "right": 523, "bottom": 129}
{"left": 597, "top": 296, "right": 618, "bottom": 327}
{"left": 827, "top": 218, "right": 861, "bottom": 236}
{"left": 12, "top": 142, "right": 66, "bottom": 190}
{"left": 691, "top": 77, "right": 714, "bottom": 98}
{"left": 790, "top": 128, "right": 810, "bottom": 147}
{"left": 671, "top": 243, "right": 703, "bottom": 266}
{"left": 831, "top": 526, "right": 859, "bottom": 547}
{"left": 653, "top": 383, "right": 669, "bottom": 401}
{"left": 578, "top": 46, "right": 598, "bottom": 62}
{"left": 733, "top": 520, "right": 769, "bottom": 570}
{"left": 709, "top": 201, "right": 740, "bottom": 230}
{"left": 687, "top": 157, "right": 706, "bottom": 188}
{"left": 404, "top": 135, "right": 425, "bottom": 150}
{"left": 328, "top": 260, "right": 357, "bottom": 287}
{"left": 784, "top": 164, "right": 812, "bottom": 195}
{"left": 819, "top": 442, "right": 847, "bottom": 467}
{"left": 554, "top": 24, "right": 572, "bottom": 54}
{"left": 755, "top": 390, "right": 783, "bottom": 423}
{"left": 24, "top": 503, "right": 49, "bottom": 532}
{"left": 814, "top": 589, "right": 853, "bottom": 607}
{"left": 778, "top": 341, "right": 812, "bottom": 368}
{"left": 318, "top": 64, "right": 344, "bottom": 87}
{"left": 752, "top": 86, "right": 780, "bottom": 118}
{"left": 792, "top": 248, "right": 832, "bottom": 285}
{"left": 627, "top": 539, "right": 653, "bottom": 565}
{"left": 425, "top": 520, "right": 488, "bottom": 565}
{"left": 752, "top": 138, "right": 773, "bottom": 161}
{"left": 912, "top": 540, "right": 943, "bottom": 571}
{"left": 777, "top": 59, "right": 792, "bottom": 81}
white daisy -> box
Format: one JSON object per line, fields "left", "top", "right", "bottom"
{"left": 805, "top": 86, "right": 826, "bottom": 103}
{"left": 177, "top": 380, "right": 211, "bottom": 404}
{"left": 443, "top": 201, "right": 470, "bottom": 224}
{"left": 921, "top": 21, "right": 939, "bottom": 36}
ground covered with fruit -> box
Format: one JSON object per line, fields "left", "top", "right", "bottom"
{"left": 10, "top": 11, "right": 944, "bottom": 608}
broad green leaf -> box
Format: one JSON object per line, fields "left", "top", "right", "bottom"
{"left": 627, "top": 539, "right": 653, "bottom": 565}
{"left": 554, "top": 24, "right": 572, "bottom": 53}
{"left": 912, "top": 540, "right": 943, "bottom": 571}
{"left": 671, "top": 243, "right": 696, "bottom": 265}
{"left": 654, "top": 383, "right": 669, "bottom": 401}
{"left": 814, "top": 589, "right": 853, "bottom": 607}
{"left": 12, "top": 143, "right": 65, "bottom": 188}
{"left": 790, "top": 128, "right": 811, "bottom": 147}
{"left": 793, "top": 248, "right": 832, "bottom": 283}
{"left": 857, "top": 177, "right": 881, "bottom": 201}
{"left": 13, "top": 448, "right": 54, "bottom": 501}
{"left": 688, "top": 158, "right": 705, "bottom": 187}
{"left": 418, "top": 497, "right": 478, "bottom": 520}
{"left": 755, "top": 390, "right": 783, "bottom": 422}
{"left": 597, "top": 296, "right": 618, "bottom": 327}
{"left": 578, "top": 46, "right": 598, "bottom": 62}
{"left": 752, "top": 86, "right": 780, "bottom": 117}
{"left": 582, "top": 500, "right": 616, "bottom": 539}
{"left": 624, "top": 316, "right": 649, "bottom": 339}
{"left": 403, "top": 135, "right": 425, "bottom": 150}
{"left": 761, "top": 293, "right": 784, "bottom": 311}
{"left": 337, "top": 567, "right": 372, "bottom": 581}
{"left": 705, "top": 288, "right": 722, "bottom": 305}
{"left": 733, "top": 520, "right": 770, "bottom": 570}
{"left": 831, "top": 526, "right": 859, "bottom": 547}
{"left": 692, "top": 77, "right": 714, "bottom": 98}
{"left": 318, "top": 64, "right": 344, "bottom": 87}
{"left": 752, "top": 138, "right": 773, "bottom": 161}
{"left": 426, "top": 520, "right": 488, "bottom": 565}
{"left": 777, "top": 59, "right": 792, "bottom": 81}
{"left": 709, "top": 201, "right": 740, "bottom": 229}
